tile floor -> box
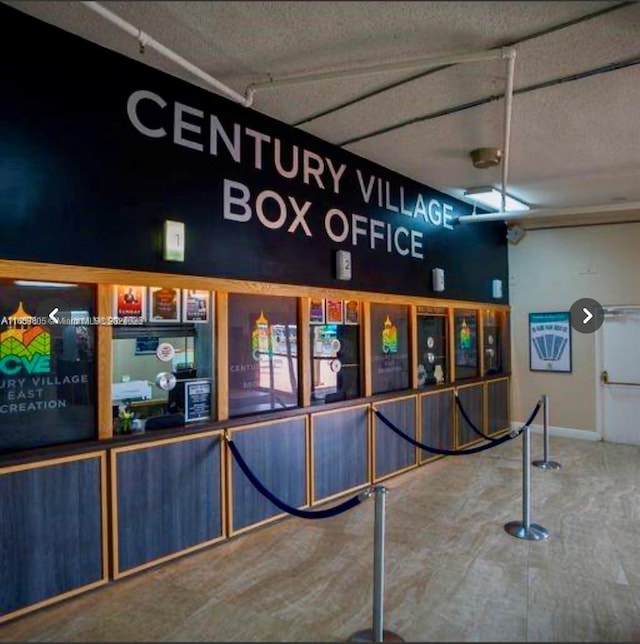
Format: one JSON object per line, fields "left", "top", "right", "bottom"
{"left": 2, "top": 434, "right": 640, "bottom": 642}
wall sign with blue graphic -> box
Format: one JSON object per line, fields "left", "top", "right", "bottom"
{"left": 529, "top": 312, "right": 572, "bottom": 373}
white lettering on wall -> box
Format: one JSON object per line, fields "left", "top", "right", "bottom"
{"left": 174, "top": 102, "right": 204, "bottom": 152}
{"left": 127, "top": 90, "right": 167, "bottom": 138}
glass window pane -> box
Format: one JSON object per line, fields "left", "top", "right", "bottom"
{"left": 483, "top": 309, "right": 502, "bottom": 375}
{"left": 417, "top": 308, "right": 448, "bottom": 386}
{"left": 310, "top": 299, "right": 361, "bottom": 404}
{"left": 370, "top": 303, "right": 410, "bottom": 394}
{"left": 0, "top": 279, "right": 96, "bottom": 452}
{"left": 228, "top": 293, "right": 299, "bottom": 417}
{"left": 454, "top": 309, "right": 479, "bottom": 380}
{"left": 111, "top": 286, "right": 214, "bottom": 431}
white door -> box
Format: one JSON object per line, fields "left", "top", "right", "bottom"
{"left": 600, "top": 306, "right": 640, "bottom": 445}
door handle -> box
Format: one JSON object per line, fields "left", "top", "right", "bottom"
{"left": 601, "top": 370, "right": 640, "bottom": 386}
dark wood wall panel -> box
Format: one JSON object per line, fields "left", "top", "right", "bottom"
{"left": 0, "top": 456, "right": 104, "bottom": 618}
{"left": 420, "top": 389, "right": 455, "bottom": 461}
{"left": 456, "top": 384, "right": 485, "bottom": 448}
{"left": 115, "top": 436, "right": 222, "bottom": 573}
{"left": 487, "top": 379, "right": 509, "bottom": 435}
{"left": 231, "top": 418, "right": 307, "bottom": 532}
{"left": 312, "top": 406, "right": 369, "bottom": 502}
{"left": 374, "top": 397, "right": 417, "bottom": 479}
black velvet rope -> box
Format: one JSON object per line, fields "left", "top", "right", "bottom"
{"left": 227, "top": 439, "right": 364, "bottom": 520}
{"left": 374, "top": 399, "right": 542, "bottom": 457}
{"left": 454, "top": 393, "right": 500, "bottom": 442}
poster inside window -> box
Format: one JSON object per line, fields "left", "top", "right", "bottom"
{"left": 370, "top": 303, "right": 410, "bottom": 394}
{"left": 149, "top": 287, "right": 181, "bottom": 322}
{"left": 228, "top": 293, "right": 299, "bottom": 417}
{"left": 0, "top": 279, "right": 96, "bottom": 452}
{"left": 454, "top": 309, "right": 479, "bottom": 380}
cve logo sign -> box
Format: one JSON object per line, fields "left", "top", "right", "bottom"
{"left": 0, "top": 302, "right": 52, "bottom": 376}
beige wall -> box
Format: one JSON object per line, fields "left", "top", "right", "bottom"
{"left": 509, "top": 221, "right": 640, "bottom": 433}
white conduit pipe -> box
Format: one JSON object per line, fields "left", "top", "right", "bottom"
{"left": 247, "top": 47, "right": 514, "bottom": 93}
{"left": 81, "top": 1, "right": 253, "bottom": 107}
{"left": 501, "top": 49, "right": 517, "bottom": 214}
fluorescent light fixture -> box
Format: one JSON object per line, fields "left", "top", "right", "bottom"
{"left": 14, "top": 280, "right": 78, "bottom": 288}
{"left": 464, "top": 187, "right": 529, "bottom": 213}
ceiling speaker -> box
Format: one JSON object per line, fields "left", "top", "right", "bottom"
{"left": 470, "top": 147, "right": 503, "bottom": 169}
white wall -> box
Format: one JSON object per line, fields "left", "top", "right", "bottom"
{"left": 509, "top": 221, "right": 640, "bottom": 434}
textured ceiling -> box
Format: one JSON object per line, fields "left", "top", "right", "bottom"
{"left": 5, "top": 0, "right": 640, "bottom": 227}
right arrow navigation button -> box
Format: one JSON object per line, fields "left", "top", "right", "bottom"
{"left": 570, "top": 298, "right": 604, "bottom": 334}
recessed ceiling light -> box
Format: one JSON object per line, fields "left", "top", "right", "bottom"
{"left": 464, "top": 187, "right": 529, "bottom": 213}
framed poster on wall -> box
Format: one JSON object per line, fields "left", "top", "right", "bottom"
{"left": 529, "top": 311, "right": 572, "bottom": 373}
{"left": 309, "top": 298, "right": 325, "bottom": 324}
{"left": 182, "top": 289, "right": 210, "bottom": 323}
{"left": 149, "top": 287, "right": 181, "bottom": 322}
{"left": 113, "top": 285, "right": 146, "bottom": 320}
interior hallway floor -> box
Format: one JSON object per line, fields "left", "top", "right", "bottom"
{"left": 2, "top": 433, "right": 640, "bottom": 642}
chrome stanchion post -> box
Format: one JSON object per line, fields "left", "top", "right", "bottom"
{"left": 533, "top": 394, "right": 561, "bottom": 470}
{"left": 348, "top": 486, "right": 404, "bottom": 643}
{"left": 504, "top": 425, "right": 549, "bottom": 540}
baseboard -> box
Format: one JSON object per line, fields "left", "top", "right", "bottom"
{"left": 510, "top": 422, "right": 601, "bottom": 441}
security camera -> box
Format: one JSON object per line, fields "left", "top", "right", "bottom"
{"left": 506, "top": 224, "right": 525, "bottom": 245}
{"left": 506, "top": 224, "right": 525, "bottom": 244}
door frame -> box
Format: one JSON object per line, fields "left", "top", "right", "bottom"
{"left": 595, "top": 304, "right": 640, "bottom": 443}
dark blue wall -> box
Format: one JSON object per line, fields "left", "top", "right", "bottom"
{"left": 0, "top": 4, "right": 508, "bottom": 303}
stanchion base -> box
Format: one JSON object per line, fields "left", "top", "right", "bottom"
{"left": 532, "top": 460, "right": 561, "bottom": 470}
{"left": 348, "top": 628, "right": 405, "bottom": 642}
{"left": 504, "top": 521, "right": 550, "bottom": 540}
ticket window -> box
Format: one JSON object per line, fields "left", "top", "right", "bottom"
{"left": 310, "top": 299, "right": 361, "bottom": 403}
{"left": 0, "top": 278, "right": 96, "bottom": 452}
{"left": 370, "top": 303, "right": 410, "bottom": 394}
{"left": 111, "top": 285, "right": 214, "bottom": 429}
{"left": 483, "top": 309, "right": 510, "bottom": 376}
{"left": 416, "top": 307, "right": 448, "bottom": 386}
{"left": 228, "top": 293, "right": 299, "bottom": 418}
{"left": 454, "top": 309, "right": 479, "bottom": 381}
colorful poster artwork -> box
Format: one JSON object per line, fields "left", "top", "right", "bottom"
{"left": 251, "top": 311, "right": 270, "bottom": 360}
{"left": 114, "top": 285, "right": 145, "bottom": 319}
{"left": 326, "top": 299, "right": 344, "bottom": 324}
{"left": 344, "top": 300, "right": 359, "bottom": 325}
{"left": 310, "top": 298, "right": 325, "bottom": 324}
{"left": 382, "top": 315, "right": 398, "bottom": 354}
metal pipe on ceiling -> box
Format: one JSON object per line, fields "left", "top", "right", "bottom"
{"left": 81, "top": 1, "right": 253, "bottom": 107}
{"left": 293, "top": 1, "right": 635, "bottom": 127}
{"left": 501, "top": 49, "right": 517, "bottom": 214}
{"left": 245, "top": 47, "right": 513, "bottom": 94}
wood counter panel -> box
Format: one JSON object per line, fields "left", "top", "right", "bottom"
{"left": 112, "top": 434, "right": 223, "bottom": 576}
{"left": 311, "top": 405, "right": 369, "bottom": 504}
{"left": 0, "top": 453, "right": 107, "bottom": 622}
{"left": 373, "top": 396, "right": 417, "bottom": 481}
